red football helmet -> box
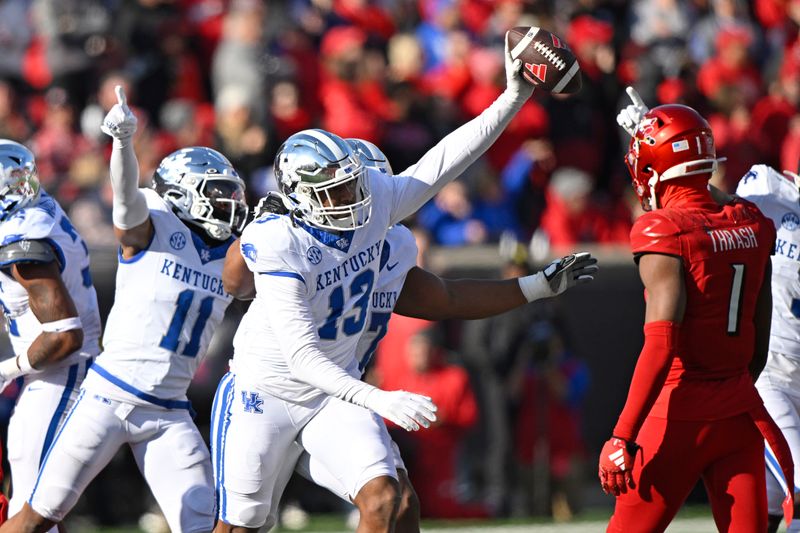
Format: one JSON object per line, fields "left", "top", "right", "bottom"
{"left": 625, "top": 104, "right": 722, "bottom": 210}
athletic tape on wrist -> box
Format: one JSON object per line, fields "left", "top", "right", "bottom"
{"left": 0, "top": 357, "right": 22, "bottom": 380}
{"left": 16, "top": 352, "right": 33, "bottom": 373}
{"left": 41, "top": 316, "right": 82, "bottom": 333}
{"left": 518, "top": 272, "right": 548, "bottom": 302}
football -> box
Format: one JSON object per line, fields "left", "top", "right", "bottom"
{"left": 506, "top": 26, "right": 582, "bottom": 95}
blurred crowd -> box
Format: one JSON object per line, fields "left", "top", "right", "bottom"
{"left": 1, "top": 0, "right": 799, "bottom": 526}
{"left": 1, "top": 0, "right": 798, "bottom": 254}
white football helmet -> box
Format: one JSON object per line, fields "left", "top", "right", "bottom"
{"left": 275, "top": 129, "right": 371, "bottom": 231}
{"left": 153, "top": 147, "right": 248, "bottom": 240}
{"left": 346, "top": 138, "right": 393, "bottom": 175}
{"left": 0, "top": 140, "right": 40, "bottom": 222}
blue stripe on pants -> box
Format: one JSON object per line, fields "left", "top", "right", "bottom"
{"left": 210, "top": 373, "right": 232, "bottom": 517}
{"left": 212, "top": 373, "right": 234, "bottom": 522}
{"left": 766, "top": 443, "right": 800, "bottom": 494}
{"left": 30, "top": 389, "right": 85, "bottom": 501}
{"left": 39, "top": 363, "right": 79, "bottom": 466}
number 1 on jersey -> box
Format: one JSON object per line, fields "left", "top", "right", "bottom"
{"left": 727, "top": 263, "right": 745, "bottom": 335}
{"left": 160, "top": 289, "right": 214, "bottom": 357}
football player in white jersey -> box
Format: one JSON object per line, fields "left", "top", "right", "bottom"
{"left": 736, "top": 164, "right": 800, "bottom": 532}
{"left": 0, "top": 140, "right": 101, "bottom": 526}
{"left": 212, "top": 41, "right": 536, "bottom": 533}
{"left": 218, "top": 130, "right": 597, "bottom": 533}
{"left": 3, "top": 88, "right": 248, "bottom": 533}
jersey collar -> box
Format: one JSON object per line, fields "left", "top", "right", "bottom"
{"left": 190, "top": 230, "right": 234, "bottom": 264}
{"left": 297, "top": 220, "right": 354, "bottom": 253}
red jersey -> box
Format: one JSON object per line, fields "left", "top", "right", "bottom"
{"left": 630, "top": 197, "right": 776, "bottom": 421}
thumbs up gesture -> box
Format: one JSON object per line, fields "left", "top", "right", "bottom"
{"left": 101, "top": 85, "right": 138, "bottom": 140}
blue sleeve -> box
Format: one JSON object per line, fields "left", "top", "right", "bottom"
{"left": 566, "top": 361, "right": 590, "bottom": 407}
{"left": 500, "top": 149, "right": 535, "bottom": 196}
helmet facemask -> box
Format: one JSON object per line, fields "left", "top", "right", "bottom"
{"left": 293, "top": 164, "right": 371, "bottom": 230}
{"left": 276, "top": 130, "right": 372, "bottom": 231}
{"left": 0, "top": 141, "right": 40, "bottom": 222}
{"left": 154, "top": 147, "right": 248, "bottom": 241}
{"left": 625, "top": 106, "right": 722, "bottom": 211}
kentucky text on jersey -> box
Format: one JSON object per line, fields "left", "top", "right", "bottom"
{"left": 160, "top": 258, "right": 226, "bottom": 296}
{"left": 315, "top": 240, "right": 382, "bottom": 291}
{"left": 707, "top": 226, "right": 758, "bottom": 253}
{"left": 372, "top": 290, "right": 399, "bottom": 310}
{"left": 774, "top": 238, "right": 800, "bottom": 260}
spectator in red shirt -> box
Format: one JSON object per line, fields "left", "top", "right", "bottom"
{"left": 538, "top": 167, "right": 631, "bottom": 251}
{"left": 750, "top": 75, "right": 798, "bottom": 168}
{"left": 514, "top": 320, "right": 589, "bottom": 520}
{"left": 697, "top": 25, "right": 762, "bottom": 107}
{"left": 319, "top": 25, "right": 383, "bottom": 142}
{"left": 386, "top": 324, "right": 486, "bottom": 519}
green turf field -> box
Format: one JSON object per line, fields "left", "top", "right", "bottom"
{"left": 75, "top": 505, "right": 766, "bottom": 532}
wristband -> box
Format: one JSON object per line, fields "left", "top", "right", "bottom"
{"left": 0, "top": 357, "right": 22, "bottom": 380}
{"left": 518, "top": 272, "right": 549, "bottom": 302}
{"left": 41, "top": 316, "right": 82, "bottom": 333}
{"left": 16, "top": 352, "right": 34, "bottom": 373}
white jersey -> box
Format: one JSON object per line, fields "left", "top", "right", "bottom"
{"left": 736, "top": 164, "right": 800, "bottom": 360}
{"left": 233, "top": 89, "right": 527, "bottom": 405}
{"left": 234, "top": 169, "right": 435, "bottom": 403}
{"left": 350, "top": 224, "right": 418, "bottom": 376}
{"left": 0, "top": 192, "right": 101, "bottom": 366}
{"left": 85, "top": 189, "right": 234, "bottom": 404}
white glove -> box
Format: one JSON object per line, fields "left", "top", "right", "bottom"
{"left": 616, "top": 86, "right": 648, "bottom": 137}
{"left": 363, "top": 389, "right": 438, "bottom": 432}
{"left": 505, "top": 31, "right": 535, "bottom": 102}
{"left": 101, "top": 85, "right": 138, "bottom": 140}
{"left": 519, "top": 252, "right": 598, "bottom": 301}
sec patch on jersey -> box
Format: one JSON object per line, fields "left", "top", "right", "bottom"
{"left": 506, "top": 26, "right": 582, "bottom": 95}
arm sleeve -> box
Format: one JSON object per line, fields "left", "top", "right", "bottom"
{"left": 612, "top": 321, "right": 680, "bottom": 441}
{"left": 256, "top": 272, "right": 377, "bottom": 404}
{"left": 109, "top": 137, "right": 149, "bottom": 229}
{"left": 500, "top": 148, "right": 535, "bottom": 195}
{"left": 388, "top": 90, "right": 528, "bottom": 225}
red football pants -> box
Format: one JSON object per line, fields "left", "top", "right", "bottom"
{"left": 608, "top": 413, "right": 767, "bottom": 533}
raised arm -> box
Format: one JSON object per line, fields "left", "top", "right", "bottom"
{"left": 222, "top": 239, "right": 256, "bottom": 300}
{"left": 388, "top": 38, "right": 534, "bottom": 224}
{"left": 101, "top": 85, "right": 152, "bottom": 257}
{"left": 0, "top": 256, "right": 83, "bottom": 390}
{"left": 394, "top": 253, "right": 598, "bottom": 320}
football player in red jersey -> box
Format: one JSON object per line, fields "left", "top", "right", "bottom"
{"left": 600, "top": 90, "right": 795, "bottom": 532}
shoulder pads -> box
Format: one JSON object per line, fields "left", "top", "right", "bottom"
{"left": 630, "top": 211, "right": 683, "bottom": 259}
{"left": 0, "top": 239, "right": 57, "bottom": 267}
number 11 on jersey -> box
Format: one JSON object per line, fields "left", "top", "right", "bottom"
{"left": 160, "top": 289, "right": 214, "bottom": 357}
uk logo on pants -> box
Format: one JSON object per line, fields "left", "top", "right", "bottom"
{"left": 241, "top": 391, "right": 264, "bottom": 414}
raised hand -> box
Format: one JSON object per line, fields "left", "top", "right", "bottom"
{"left": 504, "top": 31, "right": 535, "bottom": 101}
{"left": 617, "top": 86, "right": 649, "bottom": 137}
{"left": 101, "top": 85, "right": 138, "bottom": 140}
